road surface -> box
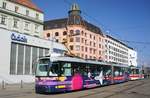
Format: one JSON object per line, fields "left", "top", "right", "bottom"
{"left": 0, "top": 78, "right": 150, "bottom": 98}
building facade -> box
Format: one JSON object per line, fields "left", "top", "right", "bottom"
{"left": 0, "top": 0, "right": 44, "bottom": 37}
{"left": 104, "top": 35, "right": 137, "bottom": 66}
{"left": 44, "top": 3, "right": 105, "bottom": 60}
{"left": 0, "top": 28, "right": 66, "bottom": 83}
{"left": 0, "top": 0, "right": 67, "bottom": 83}
{"left": 128, "top": 48, "right": 137, "bottom": 66}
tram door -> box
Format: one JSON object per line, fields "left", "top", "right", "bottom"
{"left": 113, "top": 66, "right": 125, "bottom": 83}
{"left": 102, "top": 65, "right": 112, "bottom": 85}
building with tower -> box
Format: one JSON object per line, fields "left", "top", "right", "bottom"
{"left": 44, "top": 3, "right": 105, "bottom": 60}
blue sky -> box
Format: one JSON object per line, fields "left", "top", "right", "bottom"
{"left": 32, "top": 0, "right": 150, "bottom": 66}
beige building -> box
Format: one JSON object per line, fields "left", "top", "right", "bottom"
{"left": 44, "top": 3, "right": 105, "bottom": 60}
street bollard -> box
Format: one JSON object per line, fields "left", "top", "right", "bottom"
{"left": 2, "top": 80, "right": 6, "bottom": 89}
{"left": 21, "top": 80, "right": 23, "bottom": 88}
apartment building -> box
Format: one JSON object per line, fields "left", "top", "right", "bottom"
{"left": 44, "top": 3, "right": 105, "bottom": 60}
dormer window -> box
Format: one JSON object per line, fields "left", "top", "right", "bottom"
{"left": 26, "top": 10, "right": 29, "bottom": 16}
{"left": 24, "top": 22, "right": 30, "bottom": 31}
{"left": 2, "top": 2, "right": 7, "bottom": 9}
{"left": 15, "top": 6, "right": 19, "bottom": 13}
{"left": 1, "top": 15, "right": 7, "bottom": 25}
{"left": 36, "top": 13, "right": 39, "bottom": 19}
{"left": 13, "top": 19, "right": 19, "bottom": 28}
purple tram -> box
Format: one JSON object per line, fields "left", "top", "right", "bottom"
{"left": 35, "top": 56, "right": 129, "bottom": 93}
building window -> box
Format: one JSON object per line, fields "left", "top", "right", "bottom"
{"left": 99, "top": 44, "right": 101, "bottom": 48}
{"left": 85, "top": 47, "right": 88, "bottom": 52}
{"left": 81, "top": 46, "right": 84, "bottom": 51}
{"left": 85, "top": 40, "right": 87, "bottom": 45}
{"left": 70, "top": 30, "right": 74, "bottom": 35}
{"left": 54, "top": 39, "right": 58, "bottom": 42}
{"left": 81, "top": 31, "right": 84, "bottom": 35}
{"left": 85, "top": 55, "right": 88, "bottom": 59}
{"left": 25, "top": 46, "right": 31, "bottom": 74}
{"left": 85, "top": 33, "right": 87, "bottom": 37}
{"left": 81, "top": 38, "right": 84, "bottom": 43}
{"left": 26, "top": 10, "right": 29, "bottom": 16}
{"left": 70, "top": 38, "right": 74, "bottom": 42}
{"left": 90, "top": 48, "right": 92, "bottom": 53}
{"left": 1, "top": 15, "right": 7, "bottom": 25}
{"left": 24, "top": 22, "right": 30, "bottom": 31}
{"left": 10, "top": 43, "right": 17, "bottom": 74}
{"left": 90, "top": 34, "right": 92, "bottom": 38}
{"left": 93, "top": 43, "right": 96, "bottom": 47}
{"left": 47, "top": 33, "right": 50, "bottom": 37}
{"left": 35, "top": 24, "right": 39, "bottom": 33}
{"left": 90, "top": 41, "right": 92, "bottom": 46}
{"left": 2, "top": 2, "right": 7, "bottom": 9}
{"left": 13, "top": 19, "right": 19, "bottom": 28}
{"left": 36, "top": 13, "right": 39, "bottom": 19}
{"left": 93, "top": 49, "right": 96, "bottom": 54}
{"left": 76, "top": 37, "right": 80, "bottom": 42}
{"left": 17, "top": 44, "right": 24, "bottom": 75}
{"left": 76, "top": 53, "right": 80, "bottom": 57}
{"left": 99, "top": 37, "right": 101, "bottom": 41}
{"left": 55, "top": 32, "right": 59, "bottom": 36}
{"left": 15, "top": 6, "right": 19, "bottom": 12}
{"left": 93, "top": 36, "right": 95, "bottom": 40}
{"left": 99, "top": 51, "right": 101, "bottom": 55}
{"left": 99, "top": 57, "right": 101, "bottom": 60}
{"left": 75, "top": 18, "right": 80, "bottom": 24}
{"left": 76, "top": 45, "right": 80, "bottom": 51}
{"left": 63, "top": 31, "right": 67, "bottom": 35}
{"left": 75, "top": 30, "right": 80, "bottom": 35}
{"left": 70, "top": 45, "right": 74, "bottom": 50}
{"left": 90, "top": 56, "right": 92, "bottom": 59}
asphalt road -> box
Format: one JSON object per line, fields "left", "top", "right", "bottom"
{"left": 0, "top": 78, "right": 150, "bottom": 98}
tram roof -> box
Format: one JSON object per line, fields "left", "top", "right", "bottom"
{"left": 130, "top": 66, "right": 141, "bottom": 69}
{"left": 40, "top": 56, "right": 129, "bottom": 68}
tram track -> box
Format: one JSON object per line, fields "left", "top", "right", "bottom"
{"left": 76, "top": 79, "right": 149, "bottom": 98}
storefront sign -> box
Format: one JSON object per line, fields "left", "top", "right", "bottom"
{"left": 11, "top": 33, "right": 27, "bottom": 43}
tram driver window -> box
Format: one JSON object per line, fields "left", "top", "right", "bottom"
{"left": 49, "top": 63, "right": 59, "bottom": 76}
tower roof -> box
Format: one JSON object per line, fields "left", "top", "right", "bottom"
{"left": 68, "top": 3, "right": 81, "bottom": 15}
{"left": 70, "top": 3, "right": 80, "bottom": 11}
{"left": 9, "top": 0, "right": 43, "bottom": 13}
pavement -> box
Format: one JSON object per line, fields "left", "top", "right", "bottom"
{"left": 0, "top": 78, "right": 150, "bottom": 98}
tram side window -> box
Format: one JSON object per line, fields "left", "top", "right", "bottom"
{"left": 72, "top": 63, "right": 87, "bottom": 76}
{"left": 72, "top": 63, "right": 80, "bottom": 75}
{"left": 103, "top": 66, "right": 112, "bottom": 77}
{"left": 136, "top": 69, "right": 139, "bottom": 74}
{"left": 79, "top": 63, "right": 87, "bottom": 76}
{"left": 114, "top": 67, "right": 119, "bottom": 77}
{"left": 61, "top": 62, "right": 72, "bottom": 76}
{"left": 88, "top": 65, "right": 98, "bottom": 77}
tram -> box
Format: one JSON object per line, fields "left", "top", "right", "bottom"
{"left": 35, "top": 55, "right": 129, "bottom": 93}
{"left": 129, "top": 66, "right": 144, "bottom": 80}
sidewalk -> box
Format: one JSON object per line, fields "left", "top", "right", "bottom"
{"left": 0, "top": 82, "right": 35, "bottom": 91}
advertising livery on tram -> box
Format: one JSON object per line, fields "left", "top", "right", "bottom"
{"left": 35, "top": 55, "right": 130, "bottom": 93}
